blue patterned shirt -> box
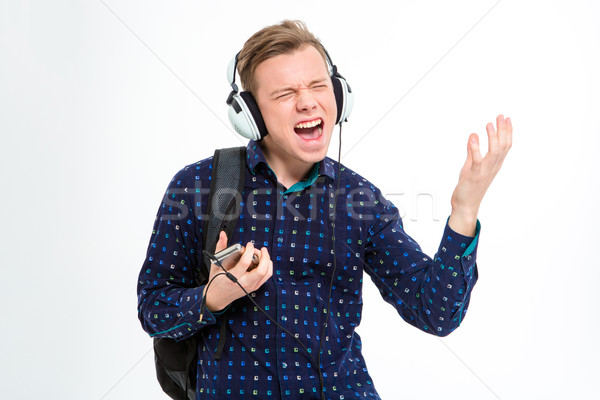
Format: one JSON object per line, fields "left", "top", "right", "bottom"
{"left": 137, "top": 140, "right": 480, "bottom": 399}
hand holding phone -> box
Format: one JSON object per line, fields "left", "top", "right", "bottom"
{"left": 212, "top": 243, "right": 260, "bottom": 271}
{"left": 203, "top": 232, "right": 273, "bottom": 313}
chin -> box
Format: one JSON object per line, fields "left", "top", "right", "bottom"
{"left": 302, "top": 145, "right": 330, "bottom": 164}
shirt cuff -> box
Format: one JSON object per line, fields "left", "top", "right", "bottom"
{"left": 444, "top": 216, "right": 481, "bottom": 258}
{"left": 436, "top": 217, "right": 481, "bottom": 278}
{"left": 176, "top": 286, "right": 220, "bottom": 332}
{"left": 432, "top": 217, "right": 480, "bottom": 300}
{"left": 211, "top": 305, "right": 231, "bottom": 316}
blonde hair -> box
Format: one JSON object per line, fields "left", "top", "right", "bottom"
{"left": 237, "top": 20, "right": 328, "bottom": 94}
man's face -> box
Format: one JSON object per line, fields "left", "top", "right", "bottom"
{"left": 253, "top": 45, "right": 337, "bottom": 171}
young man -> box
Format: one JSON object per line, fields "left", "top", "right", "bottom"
{"left": 138, "top": 20, "right": 512, "bottom": 399}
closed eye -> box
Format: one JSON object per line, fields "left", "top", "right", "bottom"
{"left": 275, "top": 92, "right": 293, "bottom": 100}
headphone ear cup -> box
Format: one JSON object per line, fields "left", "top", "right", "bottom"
{"left": 227, "top": 91, "right": 268, "bottom": 140}
{"left": 239, "top": 92, "right": 268, "bottom": 139}
{"left": 331, "top": 76, "right": 354, "bottom": 124}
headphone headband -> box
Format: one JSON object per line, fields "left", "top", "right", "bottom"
{"left": 226, "top": 51, "right": 241, "bottom": 91}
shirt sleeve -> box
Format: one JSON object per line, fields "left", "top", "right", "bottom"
{"left": 363, "top": 193, "right": 480, "bottom": 337}
{"left": 137, "top": 166, "right": 218, "bottom": 340}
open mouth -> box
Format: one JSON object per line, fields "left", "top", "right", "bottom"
{"left": 294, "top": 118, "right": 323, "bottom": 140}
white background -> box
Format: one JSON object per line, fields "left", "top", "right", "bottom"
{"left": 1, "top": 0, "right": 599, "bottom": 399}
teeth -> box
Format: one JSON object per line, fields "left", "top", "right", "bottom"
{"left": 295, "top": 118, "right": 322, "bottom": 129}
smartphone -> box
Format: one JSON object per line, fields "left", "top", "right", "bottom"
{"left": 211, "top": 244, "right": 259, "bottom": 271}
{"left": 212, "top": 244, "right": 244, "bottom": 270}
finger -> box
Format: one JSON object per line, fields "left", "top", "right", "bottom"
{"left": 250, "top": 247, "right": 270, "bottom": 280}
{"left": 465, "top": 134, "right": 474, "bottom": 166}
{"left": 247, "top": 248, "right": 261, "bottom": 271}
{"left": 256, "top": 249, "right": 273, "bottom": 287}
{"left": 257, "top": 260, "right": 274, "bottom": 288}
{"left": 231, "top": 242, "right": 256, "bottom": 274}
{"left": 496, "top": 114, "right": 507, "bottom": 148}
{"left": 214, "top": 231, "right": 228, "bottom": 253}
{"left": 497, "top": 114, "right": 505, "bottom": 130}
{"left": 250, "top": 247, "right": 267, "bottom": 274}
{"left": 486, "top": 121, "right": 498, "bottom": 155}
{"left": 505, "top": 116, "right": 513, "bottom": 148}
{"left": 259, "top": 247, "right": 271, "bottom": 274}
{"left": 240, "top": 247, "right": 270, "bottom": 292}
{"left": 470, "top": 133, "right": 483, "bottom": 166}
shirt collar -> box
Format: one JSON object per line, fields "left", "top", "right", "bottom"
{"left": 245, "top": 140, "right": 336, "bottom": 183}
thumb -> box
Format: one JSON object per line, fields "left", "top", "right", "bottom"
{"left": 214, "top": 231, "right": 228, "bottom": 253}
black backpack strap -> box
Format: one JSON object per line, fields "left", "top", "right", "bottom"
{"left": 202, "top": 146, "right": 246, "bottom": 360}
{"left": 153, "top": 146, "right": 246, "bottom": 400}
{"left": 198, "top": 146, "right": 246, "bottom": 285}
{"left": 215, "top": 312, "right": 229, "bottom": 360}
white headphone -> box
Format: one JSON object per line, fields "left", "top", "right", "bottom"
{"left": 226, "top": 46, "right": 354, "bottom": 140}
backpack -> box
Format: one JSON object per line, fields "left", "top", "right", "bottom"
{"left": 152, "top": 146, "right": 246, "bottom": 400}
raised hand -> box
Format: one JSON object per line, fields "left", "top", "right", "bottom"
{"left": 448, "top": 114, "right": 513, "bottom": 236}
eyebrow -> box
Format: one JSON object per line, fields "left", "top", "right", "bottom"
{"left": 270, "top": 78, "right": 329, "bottom": 97}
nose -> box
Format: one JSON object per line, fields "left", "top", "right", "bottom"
{"left": 296, "top": 88, "right": 317, "bottom": 112}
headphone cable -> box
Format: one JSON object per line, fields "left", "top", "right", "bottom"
{"left": 316, "top": 121, "right": 343, "bottom": 400}
{"left": 202, "top": 250, "right": 325, "bottom": 398}
{"left": 201, "top": 123, "right": 344, "bottom": 400}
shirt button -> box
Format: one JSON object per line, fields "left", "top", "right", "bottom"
{"left": 282, "top": 363, "right": 287, "bottom": 369}
{"left": 281, "top": 316, "right": 287, "bottom": 322}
